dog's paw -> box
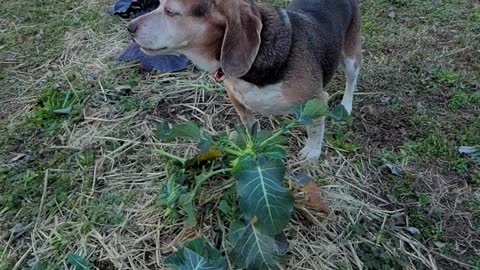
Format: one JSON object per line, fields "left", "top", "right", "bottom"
{"left": 300, "top": 145, "right": 322, "bottom": 161}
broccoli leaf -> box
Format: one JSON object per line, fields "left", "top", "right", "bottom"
{"left": 233, "top": 156, "right": 293, "bottom": 235}
{"left": 157, "top": 121, "right": 202, "bottom": 141}
{"left": 229, "top": 220, "right": 281, "bottom": 270}
{"left": 165, "top": 239, "right": 226, "bottom": 270}
{"left": 330, "top": 104, "right": 350, "bottom": 121}
{"left": 156, "top": 121, "right": 212, "bottom": 152}
{"left": 295, "top": 98, "right": 329, "bottom": 125}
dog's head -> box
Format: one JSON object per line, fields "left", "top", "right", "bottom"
{"left": 127, "top": 0, "right": 262, "bottom": 77}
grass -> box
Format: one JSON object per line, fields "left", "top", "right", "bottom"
{"left": 1, "top": 0, "right": 480, "bottom": 269}
{"left": 449, "top": 91, "right": 480, "bottom": 110}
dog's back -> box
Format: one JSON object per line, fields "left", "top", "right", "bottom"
{"left": 286, "top": 0, "right": 359, "bottom": 86}
{"left": 288, "top": 0, "right": 356, "bottom": 30}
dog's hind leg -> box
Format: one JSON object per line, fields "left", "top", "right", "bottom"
{"left": 341, "top": 57, "right": 360, "bottom": 115}
{"left": 341, "top": 5, "right": 362, "bottom": 115}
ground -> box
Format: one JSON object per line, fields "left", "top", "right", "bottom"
{"left": 0, "top": 0, "right": 479, "bottom": 269}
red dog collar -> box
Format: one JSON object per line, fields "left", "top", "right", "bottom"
{"left": 214, "top": 69, "right": 225, "bottom": 82}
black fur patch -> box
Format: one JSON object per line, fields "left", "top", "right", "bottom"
{"left": 191, "top": 3, "right": 209, "bottom": 17}
{"left": 240, "top": 8, "right": 292, "bottom": 86}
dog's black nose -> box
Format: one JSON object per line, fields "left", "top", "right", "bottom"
{"left": 127, "top": 23, "right": 138, "bottom": 34}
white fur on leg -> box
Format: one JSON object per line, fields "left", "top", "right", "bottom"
{"left": 341, "top": 58, "right": 360, "bottom": 115}
{"left": 300, "top": 117, "right": 326, "bottom": 161}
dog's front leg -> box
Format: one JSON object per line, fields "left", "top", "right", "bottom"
{"left": 225, "top": 83, "right": 255, "bottom": 130}
{"left": 300, "top": 91, "right": 329, "bottom": 160}
{"left": 300, "top": 117, "right": 326, "bottom": 160}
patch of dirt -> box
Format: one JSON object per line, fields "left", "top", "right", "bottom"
{"left": 95, "top": 260, "right": 117, "bottom": 270}
{"left": 353, "top": 99, "right": 417, "bottom": 152}
{"left": 371, "top": 161, "right": 479, "bottom": 269}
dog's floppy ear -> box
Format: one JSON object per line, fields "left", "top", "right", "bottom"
{"left": 219, "top": 1, "right": 262, "bottom": 78}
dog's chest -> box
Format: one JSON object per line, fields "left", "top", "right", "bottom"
{"left": 227, "top": 79, "right": 294, "bottom": 116}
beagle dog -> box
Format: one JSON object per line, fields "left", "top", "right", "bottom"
{"left": 127, "top": 0, "right": 362, "bottom": 160}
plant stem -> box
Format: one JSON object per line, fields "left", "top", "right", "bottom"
{"left": 156, "top": 149, "right": 187, "bottom": 165}
{"left": 259, "top": 121, "right": 298, "bottom": 148}
{"left": 223, "top": 147, "right": 243, "bottom": 157}
{"left": 188, "top": 168, "right": 233, "bottom": 204}
{"left": 228, "top": 141, "right": 244, "bottom": 152}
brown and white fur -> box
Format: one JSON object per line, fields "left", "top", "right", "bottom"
{"left": 127, "top": 0, "right": 362, "bottom": 160}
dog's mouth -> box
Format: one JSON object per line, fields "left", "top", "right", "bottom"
{"left": 132, "top": 39, "right": 168, "bottom": 55}
{"left": 140, "top": 46, "right": 168, "bottom": 55}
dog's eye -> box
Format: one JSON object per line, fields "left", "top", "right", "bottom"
{"left": 165, "top": 8, "right": 180, "bottom": 17}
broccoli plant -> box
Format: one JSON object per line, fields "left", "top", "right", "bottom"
{"left": 155, "top": 99, "right": 348, "bottom": 269}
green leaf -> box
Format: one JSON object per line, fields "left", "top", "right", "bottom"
{"left": 274, "top": 232, "right": 289, "bottom": 256}
{"left": 166, "top": 239, "right": 226, "bottom": 270}
{"left": 53, "top": 106, "right": 73, "bottom": 115}
{"left": 229, "top": 221, "right": 281, "bottom": 270}
{"left": 233, "top": 157, "right": 293, "bottom": 235}
{"left": 165, "top": 249, "right": 187, "bottom": 268}
{"left": 66, "top": 253, "right": 93, "bottom": 270}
{"left": 256, "top": 145, "right": 287, "bottom": 161}
{"left": 218, "top": 200, "right": 232, "bottom": 216}
{"left": 182, "top": 197, "right": 197, "bottom": 228}
{"left": 330, "top": 104, "right": 349, "bottom": 121}
{"left": 179, "top": 249, "right": 225, "bottom": 270}
{"left": 156, "top": 121, "right": 201, "bottom": 142}
{"left": 255, "top": 133, "right": 287, "bottom": 160}
{"left": 185, "top": 239, "right": 224, "bottom": 260}
{"left": 295, "top": 98, "right": 329, "bottom": 125}
{"left": 198, "top": 130, "right": 213, "bottom": 153}
{"left": 303, "top": 98, "right": 329, "bottom": 118}
{"left": 31, "top": 262, "right": 48, "bottom": 270}
{"left": 178, "top": 191, "right": 197, "bottom": 228}
{"left": 254, "top": 130, "right": 287, "bottom": 148}
{"left": 157, "top": 172, "right": 187, "bottom": 207}
{"left": 156, "top": 121, "right": 213, "bottom": 152}
{"left": 230, "top": 127, "right": 288, "bottom": 160}
{"left": 231, "top": 127, "right": 250, "bottom": 150}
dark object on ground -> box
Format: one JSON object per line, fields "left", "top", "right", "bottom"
{"left": 118, "top": 43, "right": 190, "bottom": 73}
{"left": 111, "top": 0, "right": 159, "bottom": 18}
{"left": 112, "top": 0, "right": 190, "bottom": 73}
